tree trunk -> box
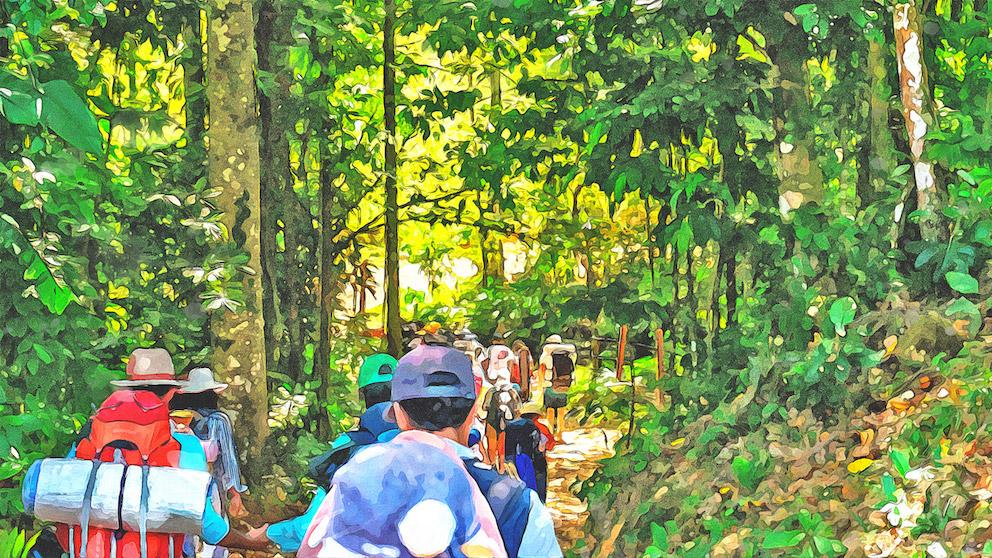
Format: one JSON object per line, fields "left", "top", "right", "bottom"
{"left": 893, "top": 2, "right": 942, "bottom": 242}
{"left": 205, "top": 0, "right": 269, "bottom": 482}
{"left": 722, "top": 241, "right": 737, "bottom": 325}
{"left": 359, "top": 260, "right": 369, "bottom": 313}
{"left": 644, "top": 196, "right": 655, "bottom": 287}
{"left": 770, "top": 32, "right": 823, "bottom": 215}
{"left": 256, "top": 0, "right": 285, "bottom": 376}
{"left": 382, "top": 0, "right": 402, "bottom": 357}
{"left": 671, "top": 242, "right": 680, "bottom": 301}
{"left": 685, "top": 246, "right": 695, "bottom": 301}
{"left": 867, "top": 36, "right": 897, "bottom": 188}
{"left": 318, "top": 139, "right": 334, "bottom": 436}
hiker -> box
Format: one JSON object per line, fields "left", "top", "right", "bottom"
{"left": 481, "top": 380, "right": 523, "bottom": 471}
{"left": 171, "top": 368, "right": 248, "bottom": 516}
{"left": 170, "top": 367, "right": 249, "bottom": 558}
{"left": 30, "top": 348, "right": 270, "bottom": 558}
{"left": 408, "top": 320, "right": 452, "bottom": 349}
{"left": 261, "top": 353, "right": 400, "bottom": 553}
{"left": 455, "top": 327, "right": 488, "bottom": 394}
{"left": 504, "top": 401, "right": 556, "bottom": 502}
{"left": 540, "top": 334, "right": 577, "bottom": 441}
{"left": 300, "top": 345, "right": 561, "bottom": 558}
{"left": 68, "top": 349, "right": 207, "bottom": 470}
{"left": 486, "top": 337, "right": 515, "bottom": 387}
{"left": 511, "top": 339, "right": 534, "bottom": 400}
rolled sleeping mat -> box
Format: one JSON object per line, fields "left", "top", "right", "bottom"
{"left": 23, "top": 459, "right": 212, "bottom": 535}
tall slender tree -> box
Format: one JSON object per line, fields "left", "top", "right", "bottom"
{"left": 205, "top": 0, "right": 270, "bottom": 479}
{"left": 893, "top": 1, "right": 941, "bottom": 241}
{"left": 382, "top": 0, "right": 402, "bottom": 357}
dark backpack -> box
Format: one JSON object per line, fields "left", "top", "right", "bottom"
{"left": 461, "top": 458, "right": 530, "bottom": 558}
{"left": 308, "top": 428, "right": 380, "bottom": 487}
{"left": 308, "top": 403, "right": 399, "bottom": 487}
{"left": 551, "top": 352, "right": 574, "bottom": 390}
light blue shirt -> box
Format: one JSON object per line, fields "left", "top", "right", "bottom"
{"left": 446, "top": 439, "right": 563, "bottom": 558}
{"left": 265, "top": 488, "right": 327, "bottom": 552}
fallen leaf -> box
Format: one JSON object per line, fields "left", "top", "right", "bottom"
{"left": 848, "top": 458, "right": 874, "bottom": 474}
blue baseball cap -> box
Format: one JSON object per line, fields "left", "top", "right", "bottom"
{"left": 392, "top": 345, "right": 476, "bottom": 402}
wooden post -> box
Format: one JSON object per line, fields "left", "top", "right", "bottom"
{"left": 626, "top": 360, "right": 636, "bottom": 449}
{"left": 519, "top": 346, "right": 532, "bottom": 400}
{"left": 655, "top": 327, "right": 666, "bottom": 406}
{"left": 591, "top": 337, "right": 601, "bottom": 372}
{"left": 616, "top": 324, "right": 629, "bottom": 381}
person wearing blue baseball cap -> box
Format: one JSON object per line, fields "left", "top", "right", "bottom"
{"left": 299, "top": 345, "right": 562, "bottom": 558}
{"left": 258, "top": 353, "right": 400, "bottom": 553}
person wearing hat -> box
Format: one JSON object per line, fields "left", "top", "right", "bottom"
{"left": 301, "top": 345, "right": 562, "bottom": 558}
{"left": 540, "top": 334, "right": 577, "bottom": 441}
{"left": 71, "top": 349, "right": 205, "bottom": 470}
{"left": 258, "top": 353, "right": 400, "bottom": 554}
{"left": 504, "top": 401, "right": 556, "bottom": 502}
{"left": 170, "top": 367, "right": 248, "bottom": 532}
{"left": 66, "top": 349, "right": 272, "bottom": 556}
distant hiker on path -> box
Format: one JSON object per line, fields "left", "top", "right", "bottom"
{"left": 540, "top": 335, "right": 577, "bottom": 441}
{"left": 511, "top": 339, "right": 534, "bottom": 400}
{"left": 504, "top": 401, "right": 555, "bottom": 502}
{"left": 481, "top": 379, "right": 523, "bottom": 471}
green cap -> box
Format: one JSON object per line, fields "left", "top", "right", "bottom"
{"left": 358, "top": 353, "right": 398, "bottom": 389}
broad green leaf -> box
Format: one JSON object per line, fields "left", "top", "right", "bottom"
{"left": 649, "top": 521, "right": 668, "bottom": 552}
{"left": 945, "top": 271, "right": 979, "bottom": 294}
{"left": 762, "top": 530, "right": 805, "bottom": 549}
{"left": 828, "top": 297, "right": 857, "bottom": 336}
{"left": 40, "top": 80, "right": 103, "bottom": 154}
{"left": 0, "top": 88, "right": 40, "bottom": 126}
{"left": 881, "top": 473, "right": 896, "bottom": 502}
{"left": 890, "top": 449, "right": 910, "bottom": 478}
{"left": 32, "top": 344, "right": 53, "bottom": 364}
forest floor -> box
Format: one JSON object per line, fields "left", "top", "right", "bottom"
{"left": 547, "top": 424, "right": 623, "bottom": 551}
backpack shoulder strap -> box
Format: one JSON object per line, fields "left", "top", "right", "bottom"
{"left": 461, "top": 458, "right": 531, "bottom": 558}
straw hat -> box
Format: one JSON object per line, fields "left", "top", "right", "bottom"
{"left": 180, "top": 367, "right": 228, "bottom": 394}
{"left": 111, "top": 348, "right": 184, "bottom": 387}
{"left": 520, "top": 401, "right": 543, "bottom": 416}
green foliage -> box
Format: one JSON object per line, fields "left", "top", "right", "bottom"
{"left": 0, "top": 529, "right": 39, "bottom": 558}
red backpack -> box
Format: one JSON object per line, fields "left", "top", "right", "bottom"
{"left": 56, "top": 390, "right": 184, "bottom": 558}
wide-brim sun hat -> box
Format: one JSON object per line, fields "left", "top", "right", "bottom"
{"left": 111, "top": 348, "right": 185, "bottom": 387}
{"left": 520, "top": 401, "right": 543, "bottom": 416}
{"left": 181, "top": 367, "right": 228, "bottom": 394}
{"left": 546, "top": 334, "right": 563, "bottom": 344}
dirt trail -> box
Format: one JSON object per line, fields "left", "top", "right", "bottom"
{"left": 546, "top": 425, "right": 623, "bottom": 551}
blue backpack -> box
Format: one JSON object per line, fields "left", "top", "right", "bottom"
{"left": 461, "top": 457, "right": 531, "bottom": 558}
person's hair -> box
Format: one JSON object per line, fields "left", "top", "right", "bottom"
{"left": 360, "top": 382, "right": 392, "bottom": 408}
{"left": 138, "top": 385, "right": 177, "bottom": 398}
{"left": 170, "top": 390, "right": 220, "bottom": 410}
{"left": 397, "top": 397, "right": 475, "bottom": 432}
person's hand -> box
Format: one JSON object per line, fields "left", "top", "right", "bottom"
{"left": 246, "top": 523, "right": 269, "bottom": 543}
{"left": 228, "top": 491, "right": 248, "bottom": 519}
{"left": 504, "top": 461, "right": 520, "bottom": 480}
